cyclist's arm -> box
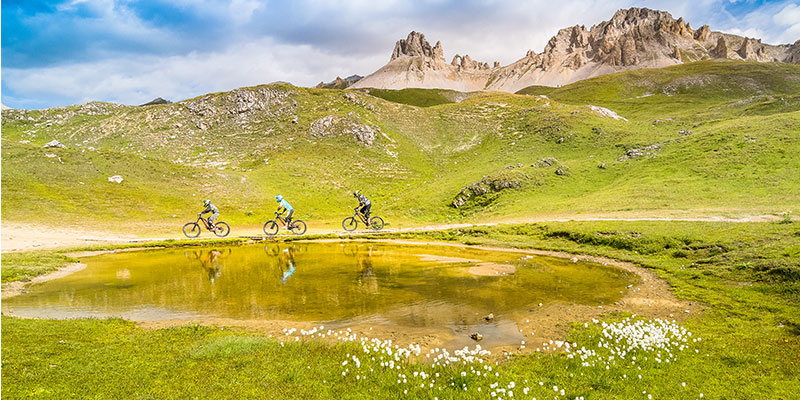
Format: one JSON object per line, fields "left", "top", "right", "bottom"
{"left": 199, "top": 205, "right": 212, "bottom": 215}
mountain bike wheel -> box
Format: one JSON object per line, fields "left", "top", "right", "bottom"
{"left": 290, "top": 220, "right": 307, "bottom": 235}
{"left": 213, "top": 222, "right": 230, "bottom": 237}
{"left": 369, "top": 216, "right": 384, "bottom": 231}
{"left": 264, "top": 221, "right": 279, "bottom": 236}
{"left": 342, "top": 217, "right": 358, "bottom": 231}
{"left": 183, "top": 222, "right": 201, "bottom": 238}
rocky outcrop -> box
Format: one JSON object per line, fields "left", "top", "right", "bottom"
{"left": 451, "top": 176, "right": 522, "bottom": 208}
{"left": 392, "top": 32, "right": 445, "bottom": 62}
{"left": 316, "top": 75, "right": 363, "bottom": 89}
{"left": 352, "top": 8, "right": 800, "bottom": 93}
{"left": 352, "top": 31, "right": 493, "bottom": 92}
{"left": 309, "top": 115, "right": 377, "bottom": 145}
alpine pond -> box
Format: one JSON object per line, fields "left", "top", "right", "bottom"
{"left": 3, "top": 242, "right": 638, "bottom": 349}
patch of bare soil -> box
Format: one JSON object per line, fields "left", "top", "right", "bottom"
{"left": 468, "top": 263, "right": 516, "bottom": 276}
{"left": 2, "top": 263, "right": 86, "bottom": 299}
{"left": 1, "top": 222, "right": 140, "bottom": 252}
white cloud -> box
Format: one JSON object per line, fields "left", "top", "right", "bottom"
{"left": 773, "top": 3, "right": 800, "bottom": 43}
{"left": 5, "top": 0, "right": 800, "bottom": 109}
{"left": 3, "top": 38, "right": 387, "bottom": 107}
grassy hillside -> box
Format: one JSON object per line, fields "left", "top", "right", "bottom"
{"left": 2, "top": 62, "right": 799, "bottom": 234}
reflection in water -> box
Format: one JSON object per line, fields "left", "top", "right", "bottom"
{"left": 280, "top": 247, "right": 297, "bottom": 285}
{"left": 352, "top": 246, "right": 378, "bottom": 295}
{"left": 265, "top": 244, "right": 299, "bottom": 285}
{"left": 4, "top": 242, "right": 638, "bottom": 348}
{"left": 185, "top": 249, "right": 230, "bottom": 284}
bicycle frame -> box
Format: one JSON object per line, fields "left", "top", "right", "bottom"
{"left": 353, "top": 210, "right": 369, "bottom": 224}
{"left": 196, "top": 216, "right": 214, "bottom": 230}
{"left": 272, "top": 212, "right": 292, "bottom": 227}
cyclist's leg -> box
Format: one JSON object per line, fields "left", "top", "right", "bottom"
{"left": 286, "top": 209, "right": 294, "bottom": 226}
{"left": 208, "top": 212, "right": 219, "bottom": 229}
{"left": 363, "top": 204, "right": 372, "bottom": 220}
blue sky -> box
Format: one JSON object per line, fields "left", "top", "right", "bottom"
{"left": 2, "top": 0, "right": 799, "bottom": 109}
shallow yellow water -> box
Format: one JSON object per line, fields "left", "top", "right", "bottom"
{"left": 3, "top": 242, "right": 636, "bottom": 347}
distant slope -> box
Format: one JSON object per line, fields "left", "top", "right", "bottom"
{"left": 517, "top": 61, "right": 800, "bottom": 118}
{"left": 357, "top": 88, "right": 467, "bottom": 107}
{"left": 3, "top": 62, "right": 799, "bottom": 233}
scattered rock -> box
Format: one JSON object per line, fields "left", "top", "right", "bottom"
{"left": 652, "top": 118, "right": 674, "bottom": 125}
{"left": 555, "top": 166, "right": 569, "bottom": 176}
{"left": 533, "top": 157, "right": 558, "bottom": 168}
{"left": 470, "top": 333, "right": 484, "bottom": 341}
{"left": 309, "top": 115, "right": 377, "bottom": 145}
{"left": 617, "top": 144, "right": 662, "bottom": 162}
{"left": 108, "top": 175, "right": 124, "bottom": 184}
{"left": 598, "top": 162, "right": 607, "bottom": 169}
{"left": 484, "top": 313, "right": 494, "bottom": 321}
{"left": 589, "top": 105, "right": 628, "bottom": 121}
{"left": 44, "top": 140, "right": 66, "bottom": 149}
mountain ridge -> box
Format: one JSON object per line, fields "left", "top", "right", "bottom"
{"left": 351, "top": 7, "right": 800, "bottom": 92}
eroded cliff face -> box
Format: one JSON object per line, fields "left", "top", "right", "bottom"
{"left": 351, "top": 8, "right": 800, "bottom": 93}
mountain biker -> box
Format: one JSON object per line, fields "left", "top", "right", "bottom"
{"left": 199, "top": 199, "right": 219, "bottom": 231}
{"left": 353, "top": 191, "right": 371, "bottom": 225}
{"left": 275, "top": 195, "right": 294, "bottom": 228}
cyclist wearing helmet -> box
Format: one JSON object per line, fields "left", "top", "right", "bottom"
{"left": 199, "top": 199, "right": 220, "bottom": 230}
{"left": 275, "top": 195, "right": 295, "bottom": 227}
{"left": 353, "top": 191, "right": 371, "bottom": 225}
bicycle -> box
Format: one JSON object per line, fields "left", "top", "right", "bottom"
{"left": 183, "top": 215, "right": 230, "bottom": 238}
{"left": 342, "top": 208, "right": 384, "bottom": 231}
{"left": 263, "top": 211, "right": 307, "bottom": 236}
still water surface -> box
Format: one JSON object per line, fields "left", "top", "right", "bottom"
{"left": 3, "top": 242, "right": 636, "bottom": 346}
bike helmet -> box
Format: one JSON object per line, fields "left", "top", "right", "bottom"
{"left": 203, "top": 199, "right": 211, "bottom": 207}
{"left": 353, "top": 190, "right": 360, "bottom": 197}
{"left": 275, "top": 195, "right": 283, "bottom": 202}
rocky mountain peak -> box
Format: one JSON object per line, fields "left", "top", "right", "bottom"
{"left": 391, "top": 31, "right": 445, "bottom": 62}
{"left": 353, "top": 8, "right": 800, "bottom": 93}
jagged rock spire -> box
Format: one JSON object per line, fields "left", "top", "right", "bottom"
{"left": 391, "top": 31, "right": 445, "bottom": 62}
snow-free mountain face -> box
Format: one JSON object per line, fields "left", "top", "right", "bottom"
{"left": 351, "top": 7, "right": 800, "bottom": 93}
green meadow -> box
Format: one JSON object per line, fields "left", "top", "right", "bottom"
{"left": 2, "top": 61, "right": 799, "bottom": 232}
{"left": 2, "top": 221, "right": 799, "bottom": 399}
{"left": 2, "top": 61, "right": 799, "bottom": 399}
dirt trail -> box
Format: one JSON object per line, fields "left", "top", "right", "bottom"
{"left": 2, "top": 214, "right": 776, "bottom": 253}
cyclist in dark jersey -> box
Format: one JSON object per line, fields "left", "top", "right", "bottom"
{"left": 199, "top": 200, "right": 219, "bottom": 231}
{"left": 353, "top": 191, "right": 371, "bottom": 225}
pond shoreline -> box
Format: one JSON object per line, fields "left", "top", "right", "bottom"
{"left": 2, "top": 237, "right": 700, "bottom": 353}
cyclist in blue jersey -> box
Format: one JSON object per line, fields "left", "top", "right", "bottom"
{"left": 275, "top": 195, "right": 295, "bottom": 228}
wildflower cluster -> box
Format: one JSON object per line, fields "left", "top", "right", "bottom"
{"left": 276, "top": 317, "right": 702, "bottom": 399}
{"left": 571, "top": 317, "right": 699, "bottom": 370}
